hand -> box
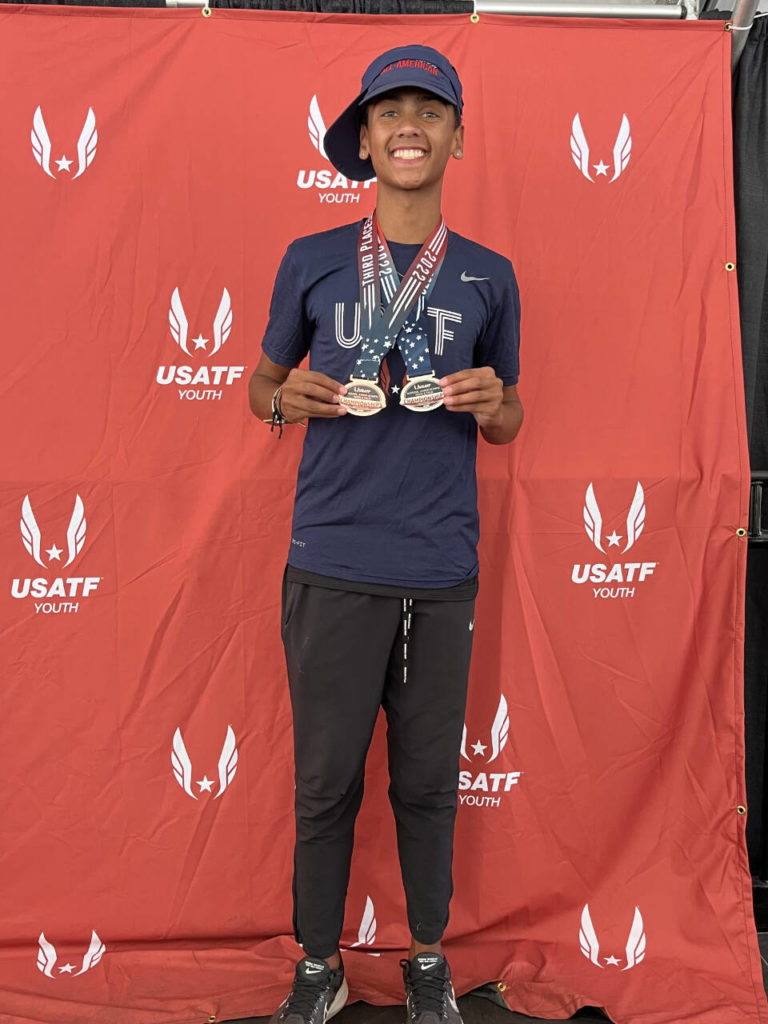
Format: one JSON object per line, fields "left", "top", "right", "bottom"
{"left": 440, "top": 367, "right": 504, "bottom": 429}
{"left": 279, "top": 369, "right": 348, "bottom": 422}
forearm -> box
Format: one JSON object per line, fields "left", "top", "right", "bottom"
{"left": 477, "top": 396, "right": 524, "bottom": 446}
{"left": 250, "top": 353, "right": 348, "bottom": 425}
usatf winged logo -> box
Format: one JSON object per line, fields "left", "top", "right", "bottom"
{"left": 583, "top": 482, "right": 645, "bottom": 554}
{"left": 172, "top": 725, "right": 238, "bottom": 800}
{"left": 347, "top": 896, "right": 381, "bottom": 956}
{"left": 460, "top": 695, "right": 509, "bottom": 764}
{"left": 31, "top": 107, "right": 97, "bottom": 180}
{"left": 20, "top": 495, "right": 86, "bottom": 568}
{"left": 308, "top": 96, "right": 328, "bottom": 160}
{"left": 573, "top": 481, "right": 656, "bottom": 597}
{"left": 570, "top": 114, "right": 631, "bottom": 183}
{"left": 169, "top": 288, "right": 232, "bottom": 358}
{"left": 458, "top": 695, "right": 520, "bottom": 806}
{"left": 579, "top": 905, "right": 646, "bottom": 970}
{"left": 298, "top": 95, "right": 375, "bottom": 201}
{"left": 37, "top": 931, "right": 105, "bottom": 978}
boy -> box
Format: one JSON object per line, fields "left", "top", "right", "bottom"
{"left": 249, "top": 44, "right": 522, "bottom": 1024}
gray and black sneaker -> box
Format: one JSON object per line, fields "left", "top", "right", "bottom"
{"left": 269, "top": 956, "right": 348, "bottom": 1024}
{"left": 401, "top": 952, "right": 463, "bottom": 1024}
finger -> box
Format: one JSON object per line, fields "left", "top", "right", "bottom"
{"left": 443, "top": 379, "right": 501, "bottom": 399}
{"left": 288, "top": 381, "right": 345, "bottom": 403}
{"left": 438, "top": 369, "right": 478, "bottom": 388}
{"left": 284, "top": 399, "right": 347, "bottom": 419}
{"left": 442, "top": 382, "right": 501, "bottom": 401}
{"left": 291, "top": 371, "right": 347, "bottom": 395}
{"left": 439, "top": 367, "right": 495, "bottom": 388}
{"left": 443, "top": 390, "right": 498, "bottom": 409}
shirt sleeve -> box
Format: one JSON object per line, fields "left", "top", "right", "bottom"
{"left": 473, "top": 260, "right": 521, "bottom": 386}
{"left": 260, "top": 244, "right": 312, "bottom": 368}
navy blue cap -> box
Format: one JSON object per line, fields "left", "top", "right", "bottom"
{"left": 323, "top": 45, "right": 463, "bottom": 183}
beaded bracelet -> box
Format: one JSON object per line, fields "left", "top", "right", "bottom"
{"left": 271, "top": 386, "right": 286, "bottom": 438}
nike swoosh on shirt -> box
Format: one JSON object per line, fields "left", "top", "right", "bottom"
{"left": 461, "top": 272, "right": 489, "bottom": 282}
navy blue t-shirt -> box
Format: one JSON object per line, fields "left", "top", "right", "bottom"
{"left": 261, "top": 219, "right": 520, "bottom": 588}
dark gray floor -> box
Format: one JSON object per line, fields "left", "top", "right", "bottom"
{"left": 230, "top": 994, "right": 610, "bottom": 1024}
{"left": 227, "top": 934, "right": 768, "bottom": 1023}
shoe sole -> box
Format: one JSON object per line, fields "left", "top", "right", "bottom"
{"left": 327, "top": 977, "right": 349, "bottom": 1020}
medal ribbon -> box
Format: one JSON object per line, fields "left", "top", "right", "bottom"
{"left": 353, "top": 213, "right": 447, "bottom": 381}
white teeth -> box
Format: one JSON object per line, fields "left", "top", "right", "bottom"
{"left": 392, "top": 149, "right": 426, "bottom": 160}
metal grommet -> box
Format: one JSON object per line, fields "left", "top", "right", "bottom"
{"left": 725, "top": 262, "right": 736, "bottom": 271}
{"left": 724, "top": 21, "right": 733, "bottom": 30}
{"left": 738, "top": 805, "right": 747, "bottom": 815}
{"left": 202, "top": 4, "right": 212, "bottom": 15}
{"left": 496, "top": 981, "right": 507, "bottom": 992}
{"left": 470, "top": 11, "right": 479, "bottom": 21}
{"left": 737, "top": 527, "right": 747, "bottom": 537}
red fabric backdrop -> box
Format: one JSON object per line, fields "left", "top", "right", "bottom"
{"left": 0, "top": 7, "right": 763, "bottom": 1023}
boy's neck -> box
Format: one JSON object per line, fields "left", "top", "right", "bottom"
{"left": 374, "top": 185, "right": 443, "bottom": 245}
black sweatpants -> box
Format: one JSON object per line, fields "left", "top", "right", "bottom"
{"left": 281, "top": 576, "right": 476, "bottom": 959}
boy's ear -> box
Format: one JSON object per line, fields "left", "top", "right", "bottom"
{"left": 453, "top": 124, "right": 465, "bottom": 159}
{"left": 359, "top": 124, "right": 369, "bottom": 160}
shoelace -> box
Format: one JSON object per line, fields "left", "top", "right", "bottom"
{"left": 283, "top": 973, "right": 335, "bottom": 1021}
{"left": 401, "top": 959, "right": 449, "bottom": 1017}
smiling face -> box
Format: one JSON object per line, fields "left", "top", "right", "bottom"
{"left": 359, "top": 87, "right": 464, "bottom": 193}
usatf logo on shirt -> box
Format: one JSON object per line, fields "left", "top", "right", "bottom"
{"left": 334, "top": 301, "right": 462, "bottom": 353}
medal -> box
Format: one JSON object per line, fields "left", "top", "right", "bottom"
{"left": 347, "top": 213, "right": 448, "bottom": 416}
{"left": 339, "top": 378, "right": 387, "bottom": 417}
{"left": 399, "top": 374, "right": 444, "bottom": 413}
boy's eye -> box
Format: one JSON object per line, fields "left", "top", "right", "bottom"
{"left": 375, "top": 105, "right": 444, "bottom": 120}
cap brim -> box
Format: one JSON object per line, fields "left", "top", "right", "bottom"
{"left": 323, "top": 96, "right": 374, "bottom": 183}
